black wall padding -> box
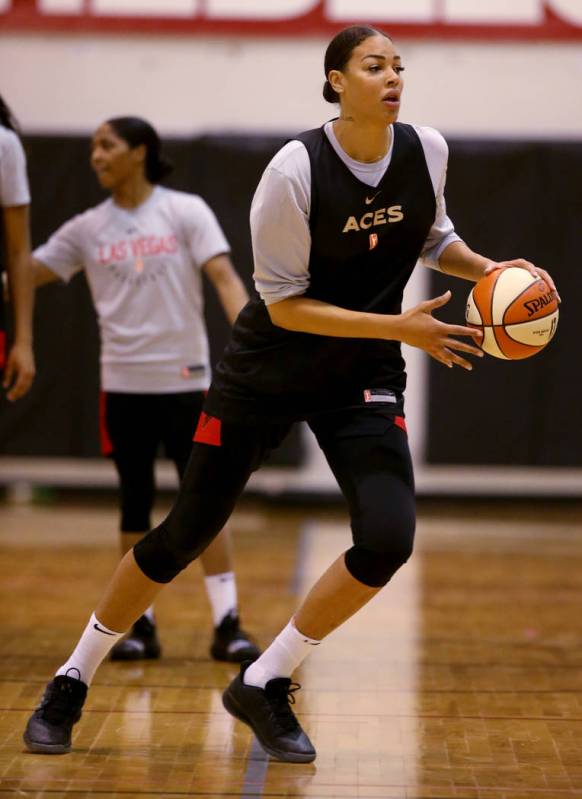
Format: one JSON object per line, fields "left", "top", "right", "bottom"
{"left": 427, "top": 139, "right": 581, "bottom": 466}
{"left": 0, "top": 132, "right": 304, "bottom": 465}
{"left": 1, "top": 134, "right": 580, "bottom": 468}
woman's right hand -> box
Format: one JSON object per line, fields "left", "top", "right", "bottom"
{"left": 394, "top": 291, "right": 483, "bottom": 370}
{"left": 3, "top": 339, "right": 35, "bottom": 401}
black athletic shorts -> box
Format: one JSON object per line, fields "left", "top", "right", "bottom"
{"left": 100, "top": 390, "right": 205, "bottom": 464}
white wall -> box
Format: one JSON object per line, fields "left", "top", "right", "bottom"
{"left": 2, "top": 33, "right": 582, "bottom": 137}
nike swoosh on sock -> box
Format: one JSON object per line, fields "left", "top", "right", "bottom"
{"left": 93, "top": 623, "right": 116, "bottom": 636}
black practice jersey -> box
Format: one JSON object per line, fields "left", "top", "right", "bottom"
{"left": 207, "top": 122, "right": 436, "bottom": 423}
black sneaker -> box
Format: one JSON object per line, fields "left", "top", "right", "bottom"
{"left": 110, "top": 615, "right": 161, "bottom": 661}
{"left": 23, "top": 675, "right": 88, "bottom": 754}
{"left": 210, "top": 611, "right": 261, "bottom": 663}
{"left": 222, "top": 664, "right": 316, "bottom": 763}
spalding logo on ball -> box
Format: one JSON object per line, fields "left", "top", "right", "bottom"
{"left": 466, "top": 267, "right": 559, "bottom": 360}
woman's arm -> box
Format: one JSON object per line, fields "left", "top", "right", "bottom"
{"left": 438, "top": 240, "right": 559, "bottom": 298}
{"left": 203, "top": 254, "right": 249, "bottom": 325}
{"left": 257, "top": 140, "right": 481, "bottom": 370}
{"left": 419, "top": 128, "right": 559, "bottom": 299}
{"left": 31, "top": 257, "right": 61, "bottom": 287}
{"left": 268, "top": 292, "right": 483, "bottom": 371}
{"left": 2, "top": 204, "right": 35, "bottom": 401}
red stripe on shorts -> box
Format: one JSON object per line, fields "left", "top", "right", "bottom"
{"left": 395, "top": 415, "right": 407, "bottom": 434}
{"left": 98, "top": 392, "right": 114, "bottom": 456}
{"left": 193, "top": 412, "right": 222, "bottom": 447}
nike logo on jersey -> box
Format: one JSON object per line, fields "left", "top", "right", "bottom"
{"left": 343, "top": 205, "right": 404, "bottom": 233}
{"left": 93, "top": 622, "right": 116, "bottom": 636}
{"left": 365, "top": 191, "right": 382, "bottom": 205}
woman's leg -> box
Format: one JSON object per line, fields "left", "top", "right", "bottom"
{"left": 23, "top": 415, "right": 283, "bottom": 755}
{"left": 167, "top": 394, "right": 260, "bottom": 662}
{"left": 104, "top": 393, "right": 161, "bottom": 659}
{"left": 168, "top": 394, "right": 236, "bottom": 582}
{"left": 293, "top": 554, "right": 381, "bottom": 638}
{"left": 102, "top": 418, "right": 271, "bottom": 635}
{"left": 174, "top": 443, "right": 237, "bottom": 585}
{"left": 294, "top": 411, "right": 415, "bottom": 638}
{"left": 223, "top": 408, "right": 415, "bottom": 763}
{"left": 96, "top": 549, "right": 164, "bottom": 630}
{"left": 101, "top": 392, "right": 158, "bottom": 547}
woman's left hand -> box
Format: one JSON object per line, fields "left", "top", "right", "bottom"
{"left": 484, "top": 259, "right": 560, "bottom": 302}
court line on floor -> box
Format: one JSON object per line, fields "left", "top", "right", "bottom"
{"left": 237, "top": 520, "right": 314, "bottom": 797}
{"left": 240, "top": 737, "right": 270, "bottom": 799}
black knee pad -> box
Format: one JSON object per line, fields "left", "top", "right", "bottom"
{"left": 133, "top": 522, "right": 201, "bottom": 583}
{"left": 344, "top": 543, "right": 412, "bottom": 587}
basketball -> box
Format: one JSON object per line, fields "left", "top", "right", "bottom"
{"left": 466, "top": 267, "right": 559, "bottom": 360}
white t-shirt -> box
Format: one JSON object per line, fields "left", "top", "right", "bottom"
{"left": 34, "top": 186, "right": 230, "bottom": 393}
{"left": 0, "top": 126, "right": 30, "bottom": 207}
{"left": 251, "top": 122, "right": 461, "bottom": 305}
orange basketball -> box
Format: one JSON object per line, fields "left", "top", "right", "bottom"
{"left": 466, "top": 267, "right": 559, "bottom": 360}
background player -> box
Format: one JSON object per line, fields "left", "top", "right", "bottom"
{"left": 28, "top": 116, "right": 259, "bottom": 664}
{"left": 23, "top": 29, "right": 557, "bottom": 762}
{"left": 0, "top": 94, "right": 35, "bottom": 402}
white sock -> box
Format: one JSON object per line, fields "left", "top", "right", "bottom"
{"left": 56, "top": 613, "right": 125, "bottom": 686}
{"left": 243, "top": 619, "right": 320, "bottom": 689}
{"left": 143, "top": 605, "right": 155, "bottom": 623}
{"left": 204, "top": 571, "right": 237, "bottom": 627}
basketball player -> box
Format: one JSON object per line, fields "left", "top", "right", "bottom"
{"left": 0, "top": 95, "right": 34, "bottom": 402}
{"left": 24, "top": 29, "right": 557, "bottom": 761}
{"left": 28, "top": 117, "right": 259, "bottom": 664}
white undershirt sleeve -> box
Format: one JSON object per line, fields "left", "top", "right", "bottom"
{"left": 416, "top": 126, "right": 462, "bottom": 271}
{"left": 251, "top": 143, "right": 312, "bottom": 306}
{"left": 184, "top": 196, "right": 230, "bottom": 268}
{"left": 252, "top": 130, "right": 460, "bottom": 298}
{"left": 0, "top": 130, "right": 30, "bottom": 207}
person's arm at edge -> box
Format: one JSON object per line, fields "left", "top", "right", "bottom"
{"left": 3, "top": 253, "right": 64, "bottom": 400}
{"left": 2, "top": 204, "right": 34, "bottom": 400}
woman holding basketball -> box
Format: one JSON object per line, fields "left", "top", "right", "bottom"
{"left": 28, "top": 117, "right": 259, "bottom": 665}
{"left": 24, "top": 28, "right": 557, "bottom": 761}
{"left": 0, "top": 95, "right": 35, "bottom": 402}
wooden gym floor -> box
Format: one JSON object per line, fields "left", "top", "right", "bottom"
{"left": 1, "top": 495, "right": 582, "bottom": 798}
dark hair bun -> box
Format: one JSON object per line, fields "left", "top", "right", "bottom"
{"left": 149, "top": 156, "right": 174, "bottom": 183}
{"left": 323, "top": 80, "right": 339, "bottom": 104}
{"left": 323, "top": 25, "right": 391, "bottom": 106}
{"left": 106, "top": 116, "right": 173, "bottom": 184}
